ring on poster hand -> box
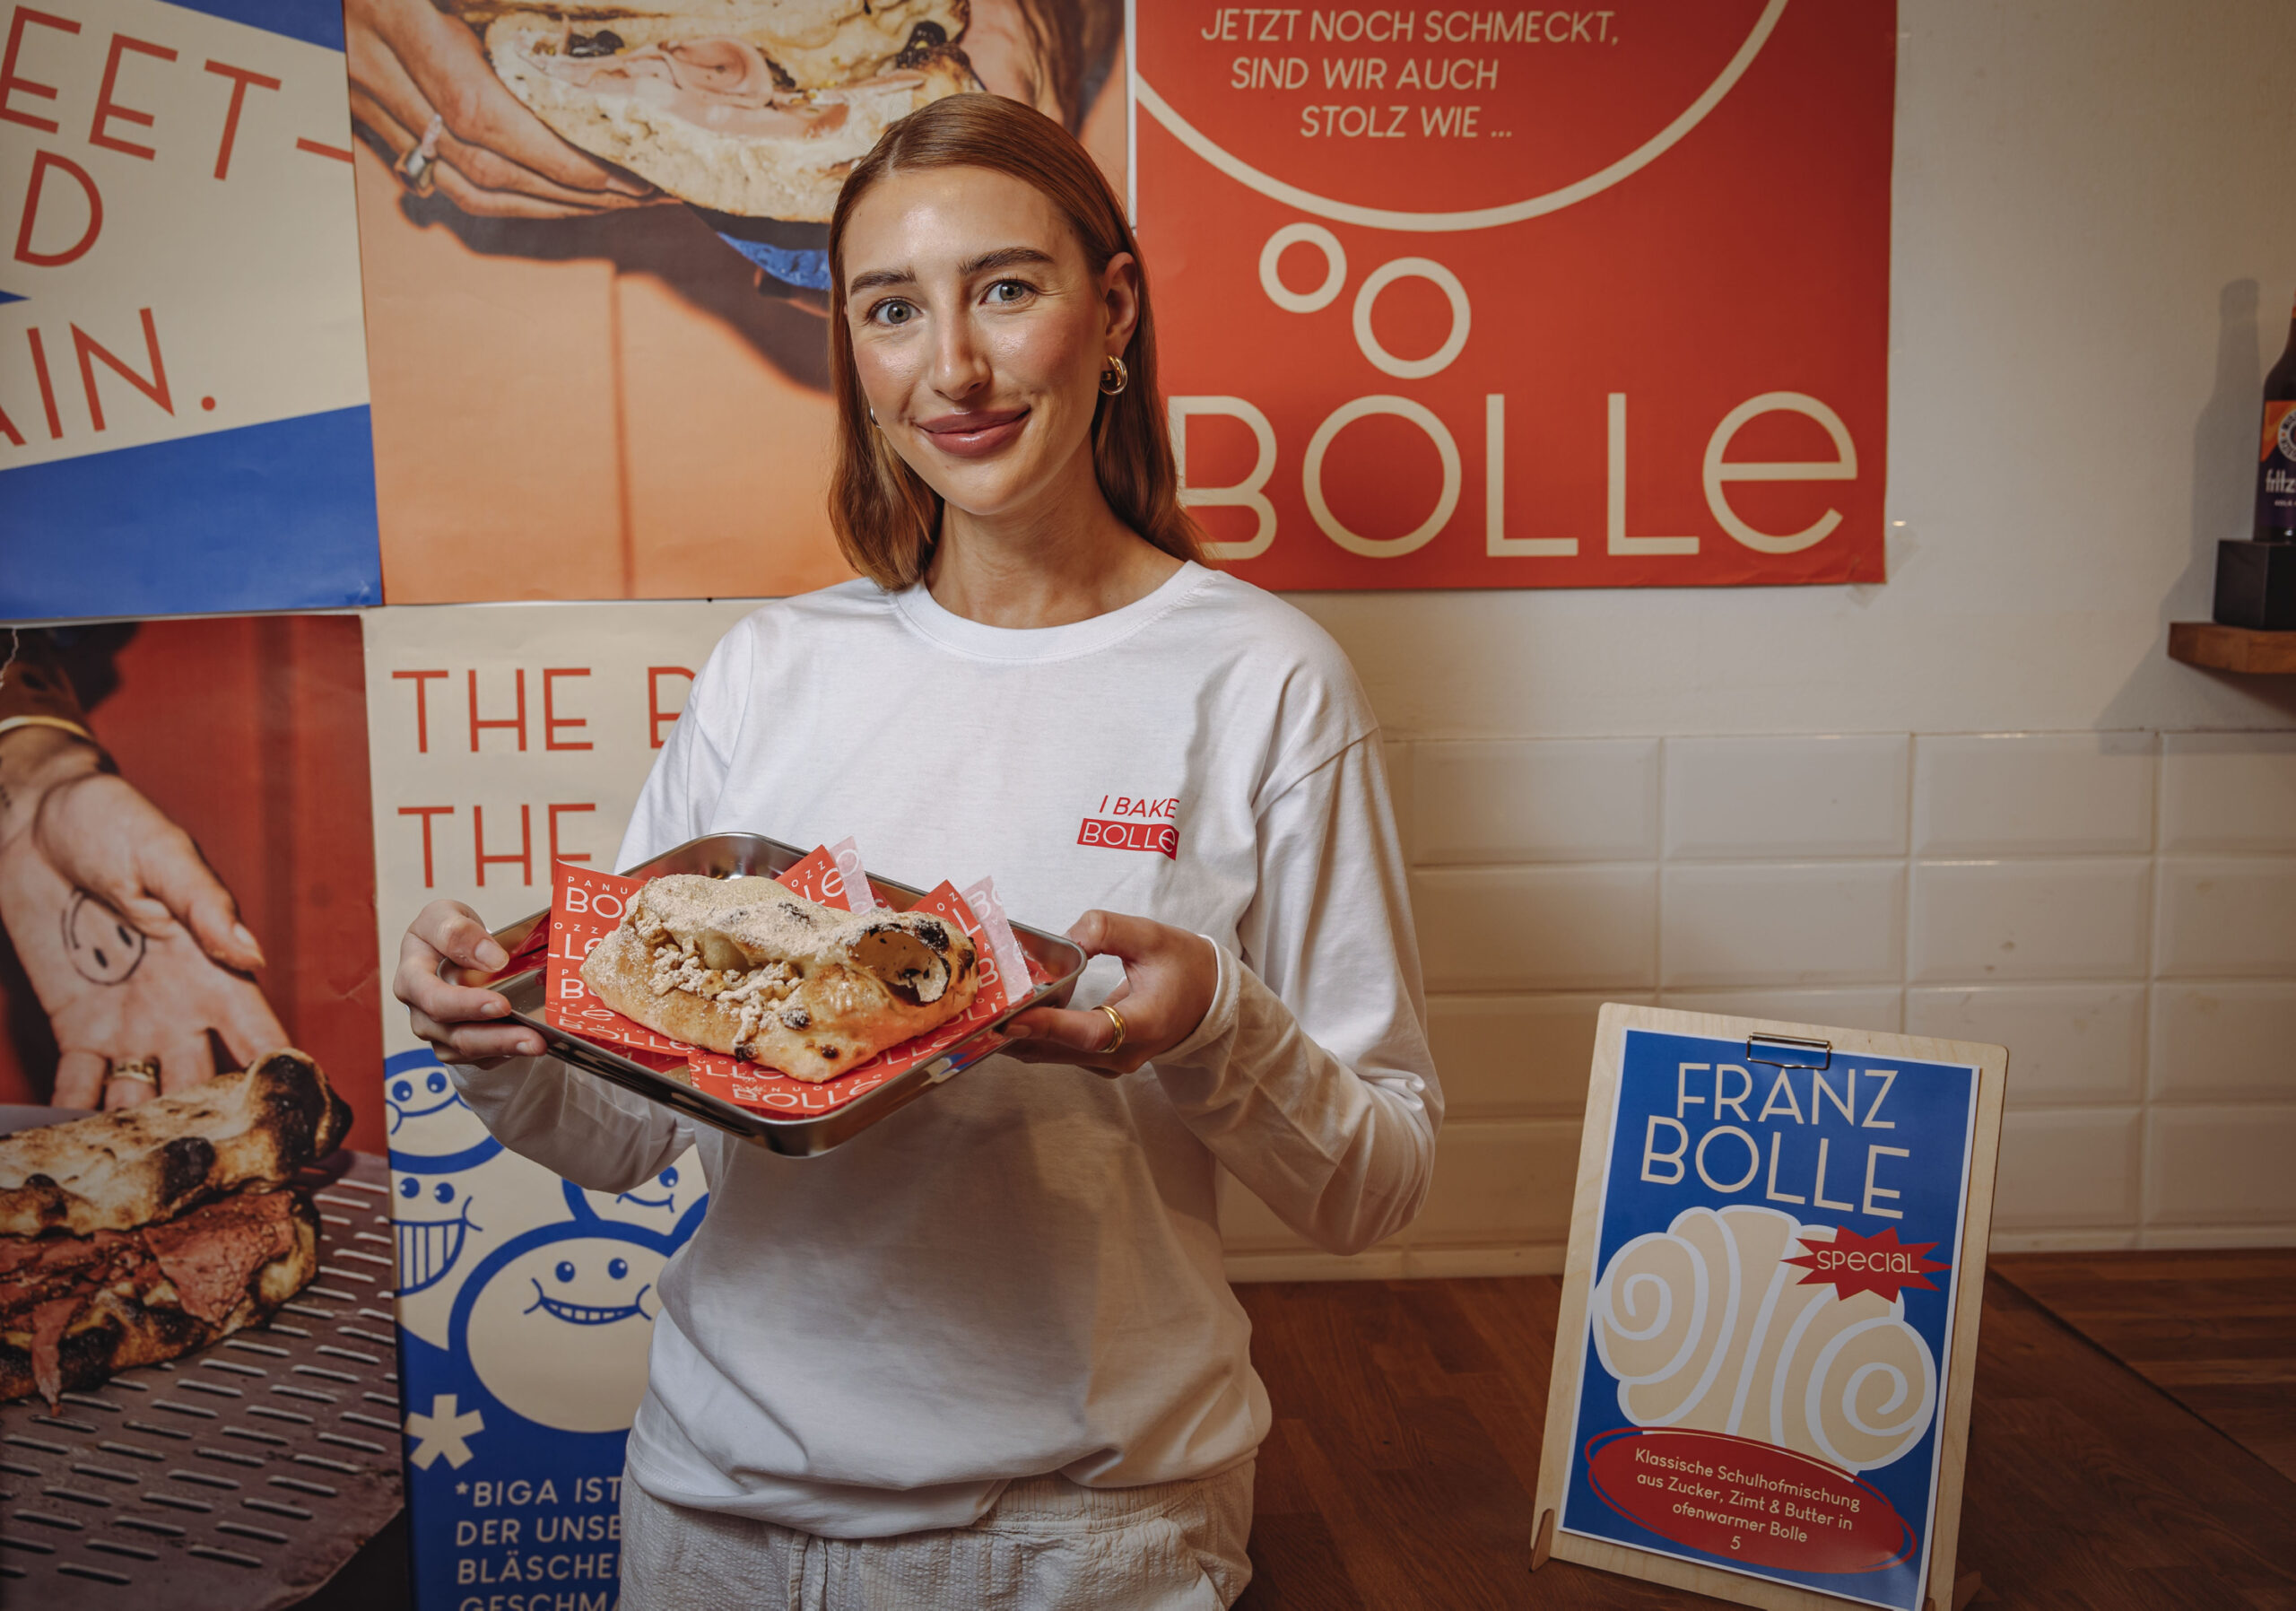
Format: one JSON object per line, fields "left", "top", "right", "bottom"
{"left": 1259, "top": 224, "right": 1345, "bottom": 314}
{"left": 396, "top": 116, "right": 445, "bottom": 196}
{"left": 108, "top": 1059, "right": 159, "bottom": 1087}
{"left": 1352, "top": 259, "right": 1471, "bottom": 380}
{"left": 1095, "top": 1004, "right": 1126, "bottom": 1055}
{"left": 1099, "top": 355, "right": 1129, "bottom": 396}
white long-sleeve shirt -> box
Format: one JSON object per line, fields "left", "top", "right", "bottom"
{"left": 450, "top": 562, "right": 1441, "bottom": 1538}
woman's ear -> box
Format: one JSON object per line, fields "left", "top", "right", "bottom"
{"left": 1101, "top": 251, "right": 1143, "bottom": 354}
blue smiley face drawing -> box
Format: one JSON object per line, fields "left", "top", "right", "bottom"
{"left": 526, "top": 1254, "right": 655, "bottom": 1326}
{"left": 618, "top": 1165, "right": 682, "bottom": 1213}
{"left": 396, "top": 1175, "right": 483, "bottom": 1297}
{"left": 576, "top": 1147, "right": 709, "bottom": 1233}
{"left": 463, "top": 1233, "right": 668, "bottom": 1432}
{"left": 387, "top": 1065, "right": 462, "bottom": 1131}
{"left": 386, "top": 1048, "right": 571, "bottom": 1350}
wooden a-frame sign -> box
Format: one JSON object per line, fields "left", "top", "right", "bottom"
{"left": 1532, "top": 1005, "right": 2007, "bottom": 1611}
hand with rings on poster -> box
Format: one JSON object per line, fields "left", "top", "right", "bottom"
{"left": 0, "top": 727, "right": 287, "bottom": 1111}
{"left": 996, "top": 911, "right": 1219, "bottom": 1078}
{"left": 345, "top": 0, "right": 656, "bottom": 217}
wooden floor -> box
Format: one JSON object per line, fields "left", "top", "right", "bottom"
{"left": 1992, "top": 1249, "right": 2296, "bottom": 1485}
{"left": 1232, "top": 1266, "right": 2296, "bottom": 1610}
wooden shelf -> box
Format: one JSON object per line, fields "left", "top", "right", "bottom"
{"left": 2169, "top": 621, "right": 2296, "bottom": 674}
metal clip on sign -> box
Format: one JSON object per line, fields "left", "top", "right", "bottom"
{"left": 1744, "top": 1032, "right": 1831, "bottom": 1071}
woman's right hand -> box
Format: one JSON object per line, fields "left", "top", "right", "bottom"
{"left": 393, "top": 899, "right": 546, "bottom": 1065}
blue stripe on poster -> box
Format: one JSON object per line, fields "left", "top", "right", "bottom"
{"left": 161, "top": 0, "right": 345, "bottom": 52}
{"left": 1, "top": 406, "right": 381, "bottom": 619}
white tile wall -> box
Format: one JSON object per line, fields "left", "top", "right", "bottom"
{"left": 1224, "top": 727, "right": 2296, "bottom": 1282}
{"left": 1413, "top": 739, "right": 1658, "bottom": 864}
{"left": 2148, "top": 983, "right": 2296, "bottom": 1102}
{"left": 1992, "top": 1109, "right": 2143, "bottom": 1232}
{"left": 1665, "top": 736, "right": 1909, "bottom": 859}
{"left": 1913, "top": 733, "right": 2156, "bottom": 856}
{"left": 1412, "top": 865, "right": 1657, "bottom": 992}
{"left": 1910, "top": 858, "right": 2152, "bottom": 982}
{"left": 2146, "top": 1107, "right": 2296, "bottom": 1228}
{"left": 1663, "top": 863, "right": 1906, "bottom": 987}
{"left": 2154, "top": 859, "right": 2296, "bottom": 979}
{"left": 1906, "top": 985, "right": 2147, "bottom": 1105}
{"left": 2160, "top": 734, "right": 2296, "bottom": 853}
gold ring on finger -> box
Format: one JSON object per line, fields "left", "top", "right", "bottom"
{"left": 108, "top": 1058, "right": 160, "bottom": 1087}
{"left": 1095, "top": 1003, "right": 1126, "bottom": 1057}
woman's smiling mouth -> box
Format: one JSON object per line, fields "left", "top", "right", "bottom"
{"left": 916, "top": 407, "right": 1029, "bottom": 457}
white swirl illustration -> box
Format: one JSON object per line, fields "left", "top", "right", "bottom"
{"left": 1589, "top": 1206, "right": 1937, "bottom": 1473}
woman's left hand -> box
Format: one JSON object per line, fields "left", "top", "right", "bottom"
{"left": 998, "top": 911, "right": 1219, "bottom": 1077}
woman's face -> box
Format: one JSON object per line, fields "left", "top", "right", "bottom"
{"left": 841, "top": 165, "right": 1136, "bottom": 527}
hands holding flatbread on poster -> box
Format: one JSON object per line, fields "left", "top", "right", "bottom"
{"left": 998, "top": 911, "right": 1219, "bottom": 1078}
{"left": 0, "top": 727, "right": 286, "bottom": 1110}
{"left": 345, "top": 0, "right": 656, "bottom": 218}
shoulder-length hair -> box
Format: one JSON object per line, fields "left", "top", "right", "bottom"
{"left": 824, "top": 92, "right": 1202, "bottom": 590}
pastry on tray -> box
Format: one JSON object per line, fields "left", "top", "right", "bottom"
{"left": 581, "top": 875, "right": 979, "bottom": 1081}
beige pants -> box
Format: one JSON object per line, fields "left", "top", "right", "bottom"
{"left": 617, "top": 1462, "right": 1256, "bottom": 1611}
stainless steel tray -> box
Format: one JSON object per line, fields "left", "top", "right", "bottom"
{"left": 453, "top": 833, "right": 1086, "bottom": 1156}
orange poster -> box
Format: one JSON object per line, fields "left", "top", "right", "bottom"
{"left": 1135, "top": 1, "right": 1895, "bottom": 588}
{"left": 348, "top": 0, "right": 1127, "bottom": 603}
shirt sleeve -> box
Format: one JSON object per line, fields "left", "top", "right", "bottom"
{"left": 1152, "top": 735, "right": 1443, "bottom": 1257}
{"left": 447, "top": 621, "right": 754, "bottom": 1189}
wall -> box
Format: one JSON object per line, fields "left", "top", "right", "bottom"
{"left": 1224, "top": 0, "right": 2296, "bottom": 1277}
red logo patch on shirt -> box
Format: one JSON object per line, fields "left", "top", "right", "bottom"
{"left": 1079, "top": 795, "right": 1179, "bottom": 859}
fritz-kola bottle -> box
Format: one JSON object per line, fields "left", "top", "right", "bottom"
{"left": 2262, "top": 291, "right": 2296, "bottom": 542}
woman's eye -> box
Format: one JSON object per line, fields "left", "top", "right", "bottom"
{"left": 872, "top": 300, "right": 916, "bottom": 327}
{"left": 987, "top": 280, "right": 1030, "bottom": 305}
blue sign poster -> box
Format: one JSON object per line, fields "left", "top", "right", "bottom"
{"left": 1549, "top": 1020, "right": 1990, "bottom": 1611}
{"left": 0, "top": 0, "right": 379, "bottom": 618}
{"left": 384, "top": 1048, "right": 706, "bottom": 1608}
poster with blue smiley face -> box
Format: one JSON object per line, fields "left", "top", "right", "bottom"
{"left": 386, "top": 1049, "right": 572, "bottom": 1350}
{"left": 385, "top": 1048, "right": 711, "bottom": 1609}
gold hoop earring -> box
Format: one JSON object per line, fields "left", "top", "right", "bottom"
{"left": 1099, "top": 355, "right": 1128, "bottom": 396}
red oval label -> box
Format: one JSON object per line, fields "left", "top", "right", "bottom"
{"left": 1584, "top": 1427, "right": 1916, "bottom": 1575}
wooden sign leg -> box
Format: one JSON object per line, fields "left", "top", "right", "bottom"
{"left": 1922, "top": 1567, "right": 1983, "bottom": 1611}
{"left": 1530, "top": 1508, "right": 1555, "bottom": 1571}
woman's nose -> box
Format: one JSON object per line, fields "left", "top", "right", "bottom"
{"left": 931, "top": 316, "right": 992, "bottom": 398}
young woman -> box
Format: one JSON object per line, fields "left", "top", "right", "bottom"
{"left": 394, "top": 93, "right": 1440, "bottom": 1611}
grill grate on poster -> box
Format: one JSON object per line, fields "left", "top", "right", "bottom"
{"left": 0, "top": 1155, "right": 405, "bottom": 1609}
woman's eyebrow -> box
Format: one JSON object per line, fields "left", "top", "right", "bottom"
{"left": 847, "top": 266, "right": 917, "bottom": 296}
{"left": 960, "top": 246, "right": 1057, "bottom": 277}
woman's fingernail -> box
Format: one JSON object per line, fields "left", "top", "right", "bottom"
{"left": 476, "top": 940, "right": 509, "bottom": 971}
{"left": 484, "top": 998, "right": 508, "bottom": 1016}
{"left": 523, "top": 1038, "right": 544, "bottom": 1056}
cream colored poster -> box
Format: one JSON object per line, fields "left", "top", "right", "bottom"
{"left": 362, "top": 601, "right": 750, "bottom": 1607}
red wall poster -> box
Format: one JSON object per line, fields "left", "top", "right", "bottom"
{"left": 1134, "top": 1, "right": 1895, "bottom": 588}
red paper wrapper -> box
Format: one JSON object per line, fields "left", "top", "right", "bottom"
{"left": 544, "top": 848, "right": 1030, "bottom": 1115}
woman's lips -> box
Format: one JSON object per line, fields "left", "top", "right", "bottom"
{"left": 915, "top": 407, "right": 1028, "bottom": 458}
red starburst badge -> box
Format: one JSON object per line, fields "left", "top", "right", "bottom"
{"left": 1784, "top": 1225, "right": 1951, "bottom": 1304}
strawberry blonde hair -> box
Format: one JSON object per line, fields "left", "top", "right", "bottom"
{"left": 825, "top": 92, "right": 1202, "bottom": 590}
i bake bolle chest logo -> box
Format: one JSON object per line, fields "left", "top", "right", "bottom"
{"left": 1077, "top": 795, "right": 1179, "bottom": 859}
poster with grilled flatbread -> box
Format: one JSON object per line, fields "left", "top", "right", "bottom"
{"left": 0, "top": 1051, "right": 352, "bottom": 1406}
{"left": 1533, "top": 1005, "right": 2006, "bottom": 1611}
